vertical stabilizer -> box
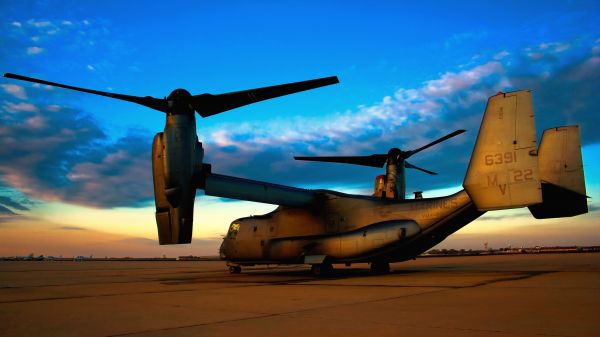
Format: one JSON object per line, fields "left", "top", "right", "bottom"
{"left": 528, "top": 126, "right": 588, "bottom": 218}
{"left": 536, "top": 126, "right": 586, "bottom": 194}
{"left": 463, "top": 91, "right": 542, "bottom": 210}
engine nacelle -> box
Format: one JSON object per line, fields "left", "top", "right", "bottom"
{"left": 373, "top": 174, "right": 385, "bottom": 197}
{"left": 152, "top": 114, "right": 204, "bottom": 244}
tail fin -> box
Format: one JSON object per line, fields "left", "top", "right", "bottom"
{"left": 528, "top": 126, "right": 588, "bottom": 218}
{"left": 463, "top": 90, "right": 542, "bottom": 210}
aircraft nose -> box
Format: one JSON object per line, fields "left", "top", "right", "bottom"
{"left": 219, "top": 239, "right": 228, "bottom": 259}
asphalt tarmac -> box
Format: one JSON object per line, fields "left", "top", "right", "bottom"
{"left": 0, "top": 253, "right": 598, "bottom": 337}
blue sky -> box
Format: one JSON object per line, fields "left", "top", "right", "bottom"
{"left": 0, "top": 1, "right": 598, "bottom": 257}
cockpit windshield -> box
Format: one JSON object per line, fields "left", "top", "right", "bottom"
{"left": 228, "top": 223, "right": 240, "bottom": 239}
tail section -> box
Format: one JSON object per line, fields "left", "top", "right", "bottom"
{"left": 463, "top": 90, "right": 542, "bottom": 210}
{"left": 528, "top": 126, "right": 588, "bottom": 218}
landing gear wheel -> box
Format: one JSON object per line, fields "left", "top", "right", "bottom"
{"left": 311, "top": 263, "right": 334, "bottom": 277}
{"left": 370, "top": 261, "right": 390, "bottom": 274}
{"left": 229, "top": 266, "right": 241, "bottom": 274}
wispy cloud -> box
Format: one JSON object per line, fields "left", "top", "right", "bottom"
{"left": 27, "top": 19, "right": 53, "bottom": 28}
{"left": 59, "top": 225, "right": 87, "bottom": 231}
{"left": 26, "top": 46, "right": 43, "bottom": 55}
{"left": 0, "top": 205, "right": 16, "bottom": 215}
{"left": 493, "top": 50, "right": 510, "bottom": 60}
{"left": 1, "top": 84, "right": 27, "bottom": 99}
{"left": 0, "top": 195, "right": 30, "bottom": 211}
{"left": 3, "top": 18, "right": 119, "bottom": 60}
{"left": 3, "top": 102, "right": 39, "bottom": 112}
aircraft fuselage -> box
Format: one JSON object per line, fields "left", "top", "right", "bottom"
{"left": 219, "top": 190, "right": 484, "bottom": 265}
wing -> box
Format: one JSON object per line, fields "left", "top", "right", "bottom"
{"left": 201, "top": 173, "right": 316, "bottom": 207}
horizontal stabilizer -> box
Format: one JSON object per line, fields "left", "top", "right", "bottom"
{"left": 528, "top": 126, "right": 588, "bottom": 218}
{"left": 463, "top": 91, "right": 542, "bottom": 210}
{"left": 529, "top": 182, "right": 587, "bottom": 218}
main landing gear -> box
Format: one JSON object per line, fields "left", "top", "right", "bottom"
{"left": 310, "top": 263, "right": 334, "bottom": 276}
{"left": 370, "top": 261, "right": 390, "bottom": 274}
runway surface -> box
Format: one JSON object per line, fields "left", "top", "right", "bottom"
{"left": 1, "top": 253, "right": 598, "bottom": 337}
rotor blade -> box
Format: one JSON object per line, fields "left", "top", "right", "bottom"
{"left": 3, "top": 73, "right": 168, "bottom": 112}
{"left": 193, "top": 76, "right": 339, "bottom": 117}
{"left": 294, "top": 154, "right": 387, "bottom": 168}
{"left": 405, "top": 161, "right": 438, "bottom": 175}
{"left": 404, "top": 129, "right": 466, "bottom": 158}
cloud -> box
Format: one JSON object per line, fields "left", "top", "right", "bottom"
{"left": 118, "top": 237, "right": 156, "bottom": 245}
{"left": 0, "top": 36, "right": 597, "bottom": 210}
{"left": 0, "top": 205, "right": 16, "bottom": 215}
{"left": 26, "top": 46, "right": 43, "bottom": 55}
{"left": 0, "top": 86, "right": 153, "bottom": 208}
{"left": 201, "top": 60, "right": 505, "bottom": 184}
{"left": 1, "top": 84, "right": 27, "bottom": 99}
{"left": 0, "top": 17, "right": 154, "bottom": 209}
{"left": 62, "top": 133, "right": 153, "bottom": 207}
{"left": 507, "top": 48, "right": 600, "bottom": 142}
{"left": 538, "top": 41, "right": 571, "bottom": 53}
{"left": 0, "top": 196, "right": 29, "bottom": 211}
{"left": 3, "top": 102, "right": 39, "bottom": 112}
{"left": 197, "top": 37, "right": 599, "bottom": 196}
{"left": 27, "top": 19, "right": 53, "bottom": 28}
{"left": 59, "top": 225, "right": 87, "bottom": 231}
{"left": 493, "top": 50, "right": 510, "bottom": 60}
{"left": 3, "top": 18, "right": 116, "bottom": 60}
{"left": 22, "top": 19, "right": 62, "bottom": 37}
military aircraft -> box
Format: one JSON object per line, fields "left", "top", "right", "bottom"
{"left": 3, "top": 73, "right": 588, "bottom": 275}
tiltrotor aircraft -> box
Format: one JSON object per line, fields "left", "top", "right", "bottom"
{"left": 4, "top": 73, "right": 588, "bottom": 275}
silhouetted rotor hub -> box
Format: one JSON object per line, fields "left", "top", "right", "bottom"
{"left": 388, "top": 148, "right": 404, "bottom": 163}
{"left": 167, "top": 88, "right": 194, "bottom": 115}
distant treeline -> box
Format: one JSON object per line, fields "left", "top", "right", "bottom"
{"left": 423, "top": 246, "right": 600, "bottom": 257}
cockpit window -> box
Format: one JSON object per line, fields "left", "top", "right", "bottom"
{"left": 228, "top": 223, "right": 240, "bottom": 239}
